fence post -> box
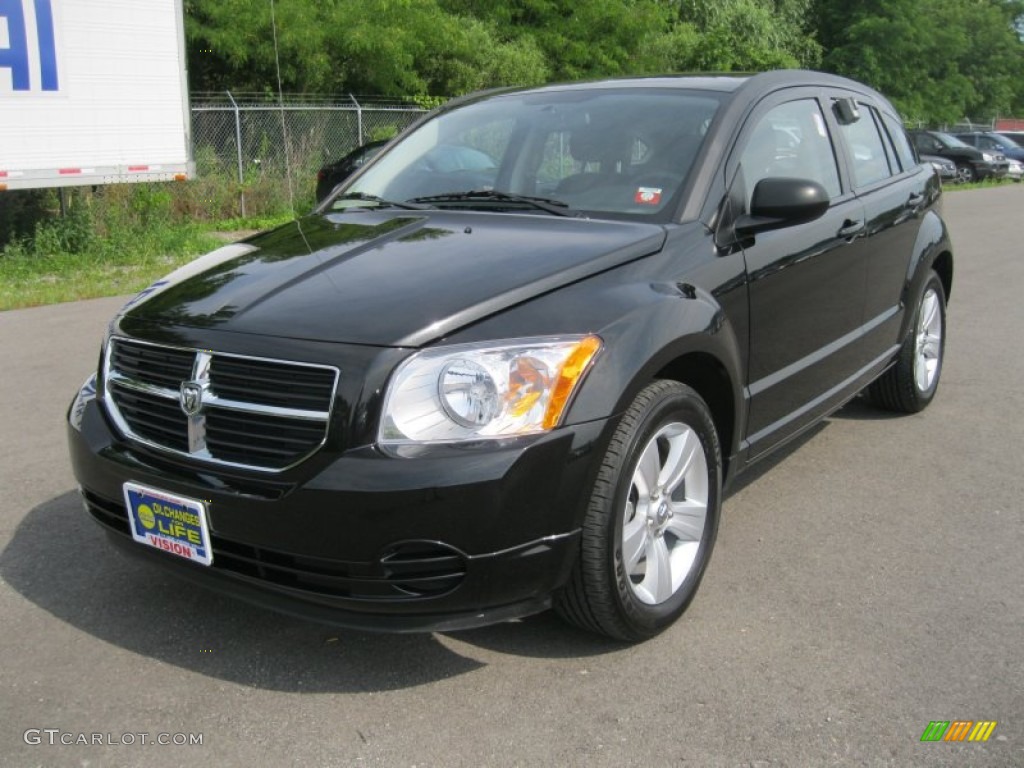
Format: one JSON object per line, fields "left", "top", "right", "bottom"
{"left": 226, "top": 90, "right": 246, "bottom": 218}
{"left": 350, "top": 93, "right": 363, "bottom": 145}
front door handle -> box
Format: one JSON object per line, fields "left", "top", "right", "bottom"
{"left": 838, "top": 219, "right": 865, "bottom": 238}
{"left": 908, "top": 193, "right": 925, "bottom": 207}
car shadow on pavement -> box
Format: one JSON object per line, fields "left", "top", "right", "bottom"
{"left": 716, "top": 420, "right": 827, "bottom": 498}
{"left": 2, "top": 492, "right": 623, "bottom": 691}
{"left": 828, "top": 394, "right": 907, "bottom": 422}
{"left": 441, "top": 612, "right": 628, "bottom": 658}
{"left": 719, "top": 394, "right": 905, "bottom": 498}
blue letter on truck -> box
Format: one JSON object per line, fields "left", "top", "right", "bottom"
{"left": 0, "top": 0, "right": 58, "bottom": 91}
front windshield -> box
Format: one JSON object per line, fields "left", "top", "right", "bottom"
{"left": 331, "top": 88, "right": 723, "bottom": 219}
{"left": 934, "top": 132, "right": 970, "bottom": 148}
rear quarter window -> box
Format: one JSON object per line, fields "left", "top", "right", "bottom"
{"left": 882, "top": 114, "right": 918, "bottom": 171}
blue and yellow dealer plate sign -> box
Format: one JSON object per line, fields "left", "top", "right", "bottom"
{"left": 123, "top": 482, "right": 213, "bottom": 566}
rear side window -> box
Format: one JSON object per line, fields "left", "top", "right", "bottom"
{"left": 739, "top": 99, "right": 842, "bottom": 204}
{"left": 837, "top": 103, "right": 893, "bottom": 187}
{"left": 882, "top": 114, "right": 917, "bottom": 171}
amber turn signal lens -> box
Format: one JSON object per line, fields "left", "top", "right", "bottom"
{"left": 543, "top": 335, "right": 602, "bottom": 429}
{"left": 507, "top": 356, "right": 549, "bottom": 417}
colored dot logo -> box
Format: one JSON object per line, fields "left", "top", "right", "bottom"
{"left": 138, "top": 504, "right": 156, "bottom": 530}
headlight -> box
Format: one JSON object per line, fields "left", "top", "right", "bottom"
{"left": 379, "top": 335, "right": 602, "bottom": 444}
{"left": 981, "top": 152, "right": 995, "bottom": 162}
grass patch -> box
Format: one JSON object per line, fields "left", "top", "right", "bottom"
{"left": 0, "top": 226, "right": 223, "bottom": 310}
{"left": 943, "top": 177, "right": 1022, "bottom": 192}
{"left": 0, "top": 251, "right": 204, "bottom": 310}
{"left": 1, "top": 185, "right": 296, "bottom": 311}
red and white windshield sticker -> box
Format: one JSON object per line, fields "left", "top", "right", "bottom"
{"left": 634, "top": 187, "right": 662, "bottom": 205}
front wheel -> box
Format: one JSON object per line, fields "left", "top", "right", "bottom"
{"left": 955, "top": 163, "right": 976, "bottom": 184}
{"left": 868, "top": 270, "right": 946, "bottom": 413}
{"left": 555, "top": 381, "right": 722, "bottom": 641}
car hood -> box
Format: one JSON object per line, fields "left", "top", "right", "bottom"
{"left": 920, "top": 154, "right": 954, "bottom": 166}
{"left": 120, "top": 210, "right": 666, "bottom": 347}
{"left": 934, "top": 146, "right": 983, "bottom": 160}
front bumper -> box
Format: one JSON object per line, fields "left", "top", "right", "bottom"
{"left": 975, "top": 160, "right": 1009, "bottom": 179}
{"left": 68, "top": 382, "right": 611, "bottom": 632}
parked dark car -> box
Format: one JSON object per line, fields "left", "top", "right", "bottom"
{"left": 315, "top": 140, "right": 387, "bottom": 202}
{"left": 909, "top": 129, "right": 1008, "bottom": 182}
{"left": 953, "top": 131, "right": 1024, "bottom": 163}
{"left": 920, "top": 153, "right": 957, "bottom": 181}
{"left": 68, "top": 70, "right": 952, "bottom": 641}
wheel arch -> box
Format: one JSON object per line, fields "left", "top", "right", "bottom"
{"left": 931, "top": 248, "right": 953, "bottom": 304}
{"left": 652, "top": 352, "right": 737, "bottom": 483}
{"left": 900, "top": 210, "right": 954, "bottom": 339}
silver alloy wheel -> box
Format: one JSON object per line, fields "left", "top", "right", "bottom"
{"left": 955, "top": 165, "right": 974, "bottom": 184}
{"left": 914, "top": 288, "right": 943, "bottom": 392}
{"left": 621, "top": 422, "right": 708, "bottom": 605}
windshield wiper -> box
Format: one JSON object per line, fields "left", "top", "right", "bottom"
{"left": 331, "top": 192, "right": 431, "bottom": 211}
{"left": 407, "top": 190, "right": 579, "bottom": 217}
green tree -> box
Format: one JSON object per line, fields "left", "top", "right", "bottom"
{"left": 440, "top": 0, "right": 822, "bottom": 82}
{"left": 185, "top": 0, "right": 548, "bottom": 96}
{"left": 672, "top": 0, "right": 822, "bottom": 72}
{"left": 440, "top": 0, "right": 680, "bottom": 80}
{"left": 815, "top": 0, "right": 1024, "bottom": 123}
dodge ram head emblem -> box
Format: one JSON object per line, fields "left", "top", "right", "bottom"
{"left": 179, "top": 381, "right": 204, "bottom": 417}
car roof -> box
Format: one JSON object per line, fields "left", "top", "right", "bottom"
{"left": 443, "top": 69, "right": 899, "bottom": 114}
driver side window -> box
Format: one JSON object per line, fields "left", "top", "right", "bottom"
{"left": 740, "top": 99, "right": 842, "bottom": 206}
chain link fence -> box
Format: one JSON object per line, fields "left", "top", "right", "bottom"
{"left": 904, "top": 117, "right": 1007, "bottom": 132}
{"left": 189, "top": 93, "right": 430, "bottom": 218}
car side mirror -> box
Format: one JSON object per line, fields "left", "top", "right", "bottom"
{"left": 833, "top": 97, "right": 861, "bottom": 125}
{"left": 734, "top": 178, "right": 830, "bottom": 235}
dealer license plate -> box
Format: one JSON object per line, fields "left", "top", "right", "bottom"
{"left": 123, "top": 482, "right": 213, "bottom": 566}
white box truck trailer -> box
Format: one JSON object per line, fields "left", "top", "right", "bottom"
{"left": 0, "top": 0, "right": 193, "bottom": 191}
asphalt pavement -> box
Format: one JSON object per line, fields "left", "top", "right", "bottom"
{"left": 1, "top": 185, "right": 1021, "bottom": 767}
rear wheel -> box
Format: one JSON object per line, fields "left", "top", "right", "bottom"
{"left": 555, "top": 381, "right": 722, "bottom": 641}
{"left": 868, "top": 271, "right": 946, "bottom": 413}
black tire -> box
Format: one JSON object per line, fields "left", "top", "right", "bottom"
{"left": 555, "top": 381, "right": 722, "bottom": 641}
{"left": 868, "top": 270, "right": 947, "bottom": 413}
{"left": 954, "top": 163, "right": 975, "bottom": 184}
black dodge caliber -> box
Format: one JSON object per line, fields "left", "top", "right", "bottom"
{"left": 68, "top": 71, "right": 953, "bottom": 641}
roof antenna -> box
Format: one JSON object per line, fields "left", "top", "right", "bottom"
{"left": 269, "top": 0, "right": 297, "bottom": 220}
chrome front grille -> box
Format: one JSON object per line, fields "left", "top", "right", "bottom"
{"left": 103, "top": 337, "right": 339, "bottom": 472}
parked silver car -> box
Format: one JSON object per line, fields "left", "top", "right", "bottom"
{"left": 920, "top": 153, "right": 956, "bottom": 181}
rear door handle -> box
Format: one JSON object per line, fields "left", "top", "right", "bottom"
{"left": 908, "top": 193, "right": 925, "bottom": 207}
{"left": 838, "top": 219, "right": 865, "bottom": 238}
